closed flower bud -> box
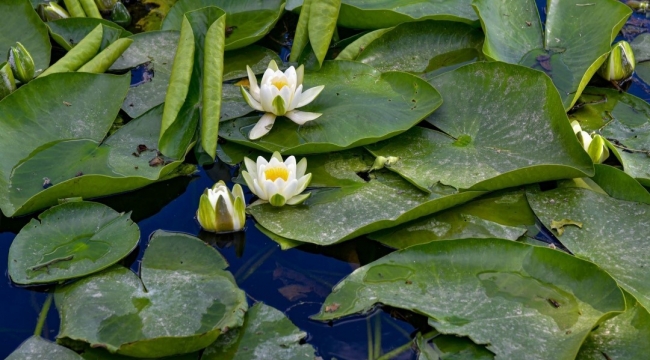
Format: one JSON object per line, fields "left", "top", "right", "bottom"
{"left": 111, "top": 2, "right": 131, "bottom": 27}
{"left": 598, "top": 40, "right": 635, "bottom": 82}
{"left": 0, "top": 62, "right": 16, "bottom": 101}
{"left": 197, "top": 181, "right": 246, "bottom": 233}
{"left": 7, "top": 42, "right": 35, "bottom": 83}
{"left": 38, "top": 2, "right": 70, "bottom": 21}
{"left": 95, "top": 0, "right": 116, "bottom": 12}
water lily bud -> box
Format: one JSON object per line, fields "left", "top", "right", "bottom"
{"left": 111, "top": 2, "right": 131, "bottom": 27}
{"left": 94, "top": 0, "right": 116, "bottom": 12}
{"left": 0, "top": 62, "right": 16, "bottom": 101}
{"left": 598, "top": 40, "right": 635, "bottom": 81}
{"left": 197, "top": 181, "right": 246, "bottom": 233}
{"left": 38, "top": 2, "right": 70, "bottom": 21}
{"left": 370, "top": 156, "right": 400, "bottom": 172}
{"left": 7, "top": 42, "right": 35, "bottom": 83}
{"left": 587, "top": 134, "right": 610, "bottom": 164}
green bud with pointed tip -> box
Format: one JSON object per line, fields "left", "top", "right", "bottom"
{"left": 38, "top": 2, "right": 70, "bottom": 21}
{"left": 0, "top": 62, "right": 16, "bottom": 101}
{"left": 94, "top": 0, "right": 116, "bottom": 12}
{"left": 7, "top": 42, "right": 35, "bottom": 83}
{"left": 598, "top": 40, "right": 635, "bottom": 81}
{"left": 196, "top": 181, "right": 247, "bottom": 233}
{"left": 111, "top": 2, "right": 131, "bottom": 27}
{"left": 587, "top": 134, "right": 610, "bottom": 164}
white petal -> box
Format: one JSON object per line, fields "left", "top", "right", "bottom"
{"left": 240, "top": 86, "right": 264, "bottom": 111}
{"left": 297, "top": 85, "right": 325, "bottom": 108}
{"left": 282, "top": 179, "right": 298, "bottom": 199}
{"left": 295, "top": 173, "right": 312, "bottom": 194}
{"left": 285, "top": 110, "right": 322, "bottom": 125}
{"left": 274, "top": 177, "right": 286, "bottom": 193}
{"left": 246, "top": 65, "right": 260, "bottom": 100}
{"left": 263, "top": 179, "right": 279, "bottom": 198}
{"left": 268, "top": 60, "right": 279, "bottom": 71}
{"left": 271, "top": 151, "right": 284, "bottom": 162}
{"left": 244, "top": 157, "right": 257, "bottom": 178}
{"left": 296, "top": 157, "right": 307, "bottom": 179}
{"left": 252, "top": 179, "right": 268, "bottom": 200}
{"left": 285, "top": 66, "right": 297, "bottom": 88}
{"left": 289, "top": 84, "right": 303, "bottom": 111}
{"left": 249, "top": 113, "right": 277, "bottom": 140}
{"left": 242, "top": 170, "right": 255, "bottom": 192}
{"left": 296, "top": 65, "right": 304, "bottom": 86}
{"left": 284, "top": 156, "right": 296, "bottom": 173}
{"left": 256, "top": 156, "right": 268, "bottom": 168}
{"left": 278, "top": 87, "right": 292, "bottom": 114}
{"left": 260, "top": 84, "right": 275, "bottom": 113}
{"left": 207, "top": 189, "right": 218, "bottom": 209}
{"left": 261, "top": 68, "right": 275, "bottom": 85}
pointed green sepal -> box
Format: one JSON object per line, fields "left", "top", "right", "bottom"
{"left": 269, "top": 193, "right": 287, "bottom": 207}
{"left": 272, "top": 95, "right": 286, "bottom": 115}
{"left": 286, "top": 192, "right": 311, "bottom": 205}
{"left": 588, "top": 135, "right": 609, "bottom": 164}
{"left": 0, "top": 62, "right": 16, "bottom": 101}
{"left": 233, "top": 196, "right": 246, "bottom": 230}
{"left": 197, "top": 194, "right": 217, "bottom": 232}
{"left": 8, "top": 42, "right": 35, "bottom": 83}
{"left": 215, "top": 194, "right": 235, "bottom": 232}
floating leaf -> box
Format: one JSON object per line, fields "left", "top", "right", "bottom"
{"left": 308, "top": 0, "right": 341, "bottom": 67}
{"left": 222, "top": 46, "right": 282, "bottom": 81}
{"left": 47, "top": 18, "right": 132, "bottom": 51}
{"left": 367, "top": 62, "right": 594, "bottom": 192}
{"left": 314, "top": 238, "right": 625, "bottom": 359}
{"left": 202, "top": 302, "right": 316, "bottom": 360}
{"left": 161, "top": 0, "right": 286, "bottom": 51}
{"left": 370, "top": 189, "right": 533, "bottom": 249}
{"left": 473, "top": 0, "right": 631, "bottom": 109}
{"left": 631, "top": 33, "right": 650, "bottom": 84}
{"left": 249, "top": 149, "right": 485, "bottom": 246}
{"left": 220, "top": 61, "right": 442, "bottom": 155}
{"left": 8, "top": 202, "right": 139, "bottom": 285}
{"left": 0, "top": 0, "right": 51, "bottom": 76}
{"left": 6, "top": 336, "right": 83, "bottom": 360}
{"left": 55, "top": 231, "right": 247, "bottom": 358}
{"left": 527, "top": 166, "right": 650, "bottom": 311}
{"left": 416, "top": 333, "right": 494, "bottom": 360}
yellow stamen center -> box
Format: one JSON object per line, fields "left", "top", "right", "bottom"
{"left": 264, "top": 166, "right": 289, "bottom": 182}
{"left": 271, "top": 77, "right": 289, "bottom": 90}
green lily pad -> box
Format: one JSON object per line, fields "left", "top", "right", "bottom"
{"left": 370, "top": 189, "right": 533, "bottom": 249}
{"left": 350, "top": 20, "right": 483, "bottom": 74}
{"left": 47, "top": 18, "right": 132, "bottom": 51}
{"left": 335, "top": 28, "right": 393, "bottom": 61}
{"left": 314, "top": 238, "right": 625, "bottom": 359}
{"left": 55, "top": 230, "right": 248, "bottom": 358}
{"left": 473, "top": 0, "right": 631, "bottom": 110}
{"left": 577, "top": 291, "right": 650, "bottom": 360}
{"left": 222, "top": 45, "right": 282, "bottom": 81}
{"left": 367, "top": 62, "right": 594, "bottom": 192}
{"left": 8, "top": 202, "right": 139, "bottom": 285}
{"left": 161, "top": 0, "right": 286, "bottom": 51}
{"left": 82, "top": 347, "right": 198, "bottom": 360}
{"left": 631, "top": 33, "right": 650, "bottom": 85}
{"left": 337, "top": 0, "right": 478, "bottom": 29}
{"left": 220, "top": 61, "right": 442, "bottom": 155}
{"left": 416, "top": 333, "right": 494, "bottom": 360}
{"left": 202, "top": 302, "right": 316, "bottom": 359}
{"left": 0, "top": 0, "right": 51, "bottom": 77}
{"left": 6, "top": 336, "right": 83, "bottom": 360}
{"left": 569, "top": 87, "right": 650, "bottom": 186}
{"left": 249, "top": 149, "right": 486, "bottom": 246}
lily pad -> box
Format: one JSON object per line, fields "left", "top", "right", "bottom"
{"left": 473, "top": 0, "right": 631, "bottom": 109}
{"left": 569, "top": 87, "right": 650, "bottom": 186}
{"left": 222, "top": 45, "right": 282, "bottom": 81}
{"left": 314, "top": 238, "right": 625, "bottom": 360}
{"left": 416, "top": 333, "right": 494, "bottom": 360}
{"left": 527, "top": 167, "right": 650, "bottom": 311}
{"left": 8, "top": 202, "right": 139, "bottom": 285}
{"left": 220, "top": 61, "right": 442, "bottom": 155}
{"left": 47, "top": 18, "right": 132, "bottom": 51}
{"left": 351, "top": 20, "right": 483, "bottom": 74}
{"left": 161, "top": 0, "right": 286, "bottom": 51}
{"left": 202, "top": 302, "right": 316, "bottom": 359}
{"left": 0, "top": 0, "right": 51, "bottom": 76}
{"left": 577, "top": 291, "right": 650, "bottom": 360}
{"left": 631, "top": 33, "right": 650, "bottom": 84}
{"left": 6, "top": 336, "right": 83, "bottom": 360}
{"left": 367, "top": 62, "right": 594, "bottom": 192}
{"left": 82, "top": 348, "right": 199, "bottom": 360}
{"left": 370, "top": 189, "right": 533, "bottom": 249}
{"left": 249, "top": 149, "right": 486, "bottom": 246}
{"left": 337, "top": 0, "right": 478, "bottom": 29}
{"left": 55, "top": 230, "right": 248, "bottom": 358}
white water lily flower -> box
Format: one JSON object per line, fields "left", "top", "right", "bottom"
{"left": 197, "top": 181, "right": 246, "bottom": 232}
{"left": 240, "top": 60, "right": 325, "bottom": 140}
{"left": 242, "top": 152, "right": 312, "bottom": 206}
{"left": 571, "top": 121, "right": 610, "bottom": 164}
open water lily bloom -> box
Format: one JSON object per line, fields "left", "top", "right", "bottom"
{"left": 242, "top": 152, "right": 312, "bottom": 206}
{"left": 196, "top": 181, "right": 246, "bottom": 233}
{"left": 240, "top": 60, "right": 325, "bottom": 140}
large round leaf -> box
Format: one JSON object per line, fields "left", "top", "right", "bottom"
{"left": 161, "top": 0, "right": 286, "bottom": 51}
{"left": 527, "top": 166, "right": 650, "bottom": 312}
{"left": 8, "top": 202, "right": 139, "bottom": 285}
{"left": 6, "top": 336, "right": 83, "bottom": 360}
{"left": 0, "top": 0, "right": 51, "bottom": 76}
{"left": 352, "top": 20, "right": 483, "bottom": 74}
{"left": 55, "top": 231, "right": 248, "bottom": 358}
{"left": 202, "top": 302, "right": 316, "bottom": 360}
{"left": 473, "top": 0, "right": 631, "bottom": 109}
{"left": 337, "top": 0, "right": 478, "bottom": 29}
{"left": 367, "top": 62, "right": 594, "bottom": 192}
{"left": 220, "top": 61, "right": 442, "bottom": 155}
{"left": 249, "top": 149, "right": 485, "bottom": 246}
{"left": 569, "top": 87, "right": 650, "bottom": 186}
{"left": 314, "top": 238, "right": 625, "bottom": 360}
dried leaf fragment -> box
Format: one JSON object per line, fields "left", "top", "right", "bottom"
{"left": 550, "top": 219, "right": 583, "bottom": 236}
{"left": 325, "top": 303, "right": 340, "bottom": 313}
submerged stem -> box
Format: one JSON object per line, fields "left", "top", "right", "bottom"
{"left": 34, "top": 293, "right": 53, "bottom": 336}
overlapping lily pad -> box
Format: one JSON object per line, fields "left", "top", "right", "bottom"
{"left": 55, "top": 231, "right": 247, "bottom": 358}
{"left": 370, "top": 189, "right": 533, "bottom": 249}
{"left": 631, "top": 33, "right": 650, "bottom": 84}
{"left": 0, "top": 0, "right": 51, "bottom": 76}
{"left": 314, "top": 238, "right": 625, "bottom": 359}
{"left": 337, "top": 0, "right": 478, "bottom": 29}
{"left": 220, "top": 60, "right": 442, "bottom": 155}
{"left": 8, "top": 202, "right": 139, "bottom": 285}
{"left": 416, "top": 333, "right": 494, "bottom": 360}
{"left": 473, "top": 0, "right": 631, "bottom": 109}
{"left": 527, "top": 166, "right": 650, "bottom": 311}
{"left": 47, "top": 19, "right": 132, "bottom": 51}
{"left": 250, "top": 149, "right": 485, "bottom": 245}
{"left": 367, "top": 62, "right": 594, "bottom": 192}
{"left": 569, "top": 87, "right": 650, "bottom": 186}
{"left": 349, "top": 20, "right": 483, "bottom": 74}
{"left": 161, "top": 0, "right": 286, "bottom": 51}
{"left": 202, "top": 302, "right": 316, "bottom": 359}
{"left": 6, "top": 336, "right": 83, "bottom": 360}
